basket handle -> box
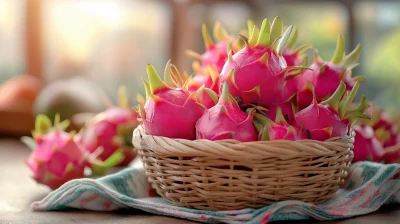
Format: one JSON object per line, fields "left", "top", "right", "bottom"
{"left": 132, "top": 126, "right": 146, "bottom": 150}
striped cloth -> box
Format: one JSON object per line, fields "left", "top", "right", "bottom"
{"left": 32, "top": 161, "right": 400, "bottom": 223}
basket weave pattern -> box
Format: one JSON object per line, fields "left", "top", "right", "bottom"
{"left": 132, "top": 126, "right": 354, "bottom": 211}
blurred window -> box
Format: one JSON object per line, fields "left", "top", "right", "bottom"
{"left": 0, "top": 0, "right": 25, "bottom": 83}
{"left": 43, "top": 0, "right": 172, "bottom": 98}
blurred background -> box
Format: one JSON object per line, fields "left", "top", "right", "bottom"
{"left": 0, "top": 0, "right": 399, "bottom": 135}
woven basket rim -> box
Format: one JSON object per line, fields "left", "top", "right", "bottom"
{"left": 132, "top": 126, "right": 355, "bottom": 158}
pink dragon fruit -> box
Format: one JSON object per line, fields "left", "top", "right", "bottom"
{"left": 79, "top": 86, "right": 139, "bottom": 166}
{"left": 352, "top": 125, "right": 384, "bottom": 162}
{"left": 186, "top": 64, "right": 220, "bottom": 94}
{"left": 195, "top": 83, "right": 257, "bottom": 141}
{"left": 297, "top": 81, "right": 314, "bottom": 110}
{"left": 358, "top": 103, "right": 399, "bottom": 148}
{"left": 253, "top": 107, "right": 306, "bottom": 141}
{"left": 138, "top": 62, "right": 204, "bottom": 139}
{"left": 295, "top": 81, "right": 369, "bottom": 141}
{"left": 297, "top": 35, "right": 365, "bottom": 106}
{"left": 186, "top": 22, "right": 232, "bottom": 73}
{"left": 24, "top": 115, "right": 87, "bottom": 189}
{"left": 264, "top": 96, "right": 296, "bottom": 124}
{"left": 194, "top": 84, "right": 218, "bottom": 109}
{"left": 282, "top": 27, "right": 311, "bottom": 67}
{"left": 381, "top": 145, "right": 400, "bottom": 164}
{"left": 219, "top": 17, "right": 307, "bottom": 108}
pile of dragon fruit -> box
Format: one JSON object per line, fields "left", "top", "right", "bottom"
{"left": 139, "top": 17, "right": 367, "bottom": 142}
{"left": 23, "top": 17, "right": 400, "bottom": 190}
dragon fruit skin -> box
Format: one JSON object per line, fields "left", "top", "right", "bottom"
{"left": 295, "top": 83, "right": 346, "bottom": 140}
{"left": 297, "top": 35, "right": 363, "bottom": 102}
{"left": 194, "top": 85, "right": 218, "bottom": 109}
{"left": 195, "top": 83, "right": 257, "bottom": 142}
{"left": 297, "top": 81, "right": 314, "bottom": 110}
{"left": 80, "top": 106, "right": 139, "bottom": 166}
{"left": 201, "top": 40, "right": 230, "bottom": 73}
{"left": 220, "top": 47, "right": 286, "bottom": 107}
{"left": 219, "top": 17, "right": 306, "bottom": 108}
{"left": 283, "top": 48, "right": 301, "bottom": 67}
{"left": 296, "top": 101, "right": 347, "bottom": 138}
{"left": 255, "top": 107, "right": 306, "bottom": 141}
{"left": 282, "top": 27, "right": 311, "bottom": 67}
{"left": 140, "top": 63, "right": 204, "bottom": 140}
{"left": 265, "top": 100, "right": 295, "bottom": 124}
{"left": 187, "top": 22, "right": 232, "bottom": 73}
{"left": 26, "top": 130, "right": 87, "bottom": 189}
{"left": 373, "top": 112, "right": 399, "bottom": 148}
{"left": 295, "top": 81, "right": 367, "bottom": 141}
{"left": 352, "top": 125, "right": 384, "bottom": 162}
{"left": 359, "top": 103, "right": 399, "bottom": 148}
{"left": 187, "top": 65, "right": 220, "bottom": 94}
{"left": 299, "top": 61, "right": 347, "bottom": 101}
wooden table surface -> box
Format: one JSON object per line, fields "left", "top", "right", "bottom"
{"left": 1, "top": 138, "right": 399, "bottom": 224}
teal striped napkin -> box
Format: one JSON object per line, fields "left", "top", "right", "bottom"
{"left": 32, "top": 161, "right": 400, "bottom": 223}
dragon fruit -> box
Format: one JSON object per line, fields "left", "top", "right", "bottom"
{"left": 24, "top": 114, "right": 87, "bottom": 189}
{"left": 253, "top": 107, "right": 306, "bottom": 141}
{"left": 281, "top": 28, "right": 311, "bottom": 101}
{"left": 295, "top": 81, "right": 369, "bottom": 141}
{"left": 186, "top": 64, "right": 220, "bottom": 94}
{"left": 355, "top": 102, "right": 399, "bottom": 150}
{"left": 282, "top": 27, "right": 311, "bottom": 67}
{"left": 264, "top": 96, "right": 296, "bottom": 124}
{"left": 352, "top": 125, "right": 384, "bottom": 162}
{"left": 219, "top": 17, "right": 307, "bottom": 108}
{"left": 138, "top": 62, "right": 204, "bottom": 139}
{"left": 195, "top": 83, "right": 257, "bottom": 141}
{"left": 297, "top": 35, "right": 365, "bottom": 106}
{"left": 186, "top": 22, "right": 232, "bottom": 73}
{"left": 194, "top": 84, "right": 218, "bottom": 109}
{"left": 79, "top": 86, "right": 139, "bottom": 166}
{"left": 381, "top": 145, "right": 400, "bottom": 164}
{"left": 297, "top": 81, "right": 314, "bottom": 110}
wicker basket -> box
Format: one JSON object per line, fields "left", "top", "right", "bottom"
{"left": 132, "top": 126, "right": 354, "bottom": 211}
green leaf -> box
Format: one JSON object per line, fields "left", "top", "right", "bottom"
{"left": 54, "top": 113, "right": 61, "bottom": 128}
{"left": 331, "top": 35, "right": 345, "bottom": 64}
{"left": 339, "top": 81, "right": 360, "bottom": 118}
{"left": 277, "top": 25, "right": 293, "bottom": 55}
{"left": 91, "top": 163, "right": 106, "bottom": 176}
{"left": 321, "top": 81, "right": 346, "bottom": 113}
{"left": 136, "top": 93, "right": 146, "bottom": 106}
{"left": 163, "top": 59, "right": 176, "bottom": 87}
{"left": 213, "top": 21, "right": 229, "bottom": 42}
{"left": 146, "top": 64, "right": 168, "bottom": 94}
{"left": 103, "top": 151, "right": 124, "bottom": 168}
{"left": 270, "top": 17, "right": 283, "bottom": 44}
{"left": 294, "top": 44, "right": 312, "bottom": 55}
{"left": 21, "top": 136, "right": 36, "bottom": 150}
{"left": 247, "top": 20, "right": 255, "bottom": 36}
{"left": 118, "top": 86, "right": 129, "bottom": 108}
{"left": 35, "top": 114, "right": 52, "bottom": 134}
{"left": 319, "top": 64, "right": 326, "bottom": 74}
{"left": 202, "top": 24, "right": 214, "bottom": 49}
{"left": 256, "top": 18, "right": 271, "bottom": 47}
{"left": 275, "top": 107, "right": 287, "bottom": 124}
{"left": 59, "top": 119, "right": 70, "bottom": 131}
{"left": 248, "top": 25, "right": 260, "bottom": 47}
{"left": 143, "top": 79, "right": 151, "bottom": 100}
{"left": 342, "top": 44, "right": 361, "bottom": 69}
{"left": 204, "top": 88, "right": 218, "bottom": 104}
{"left": 286, "top": 27, "right": 298, "bottom": 49}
